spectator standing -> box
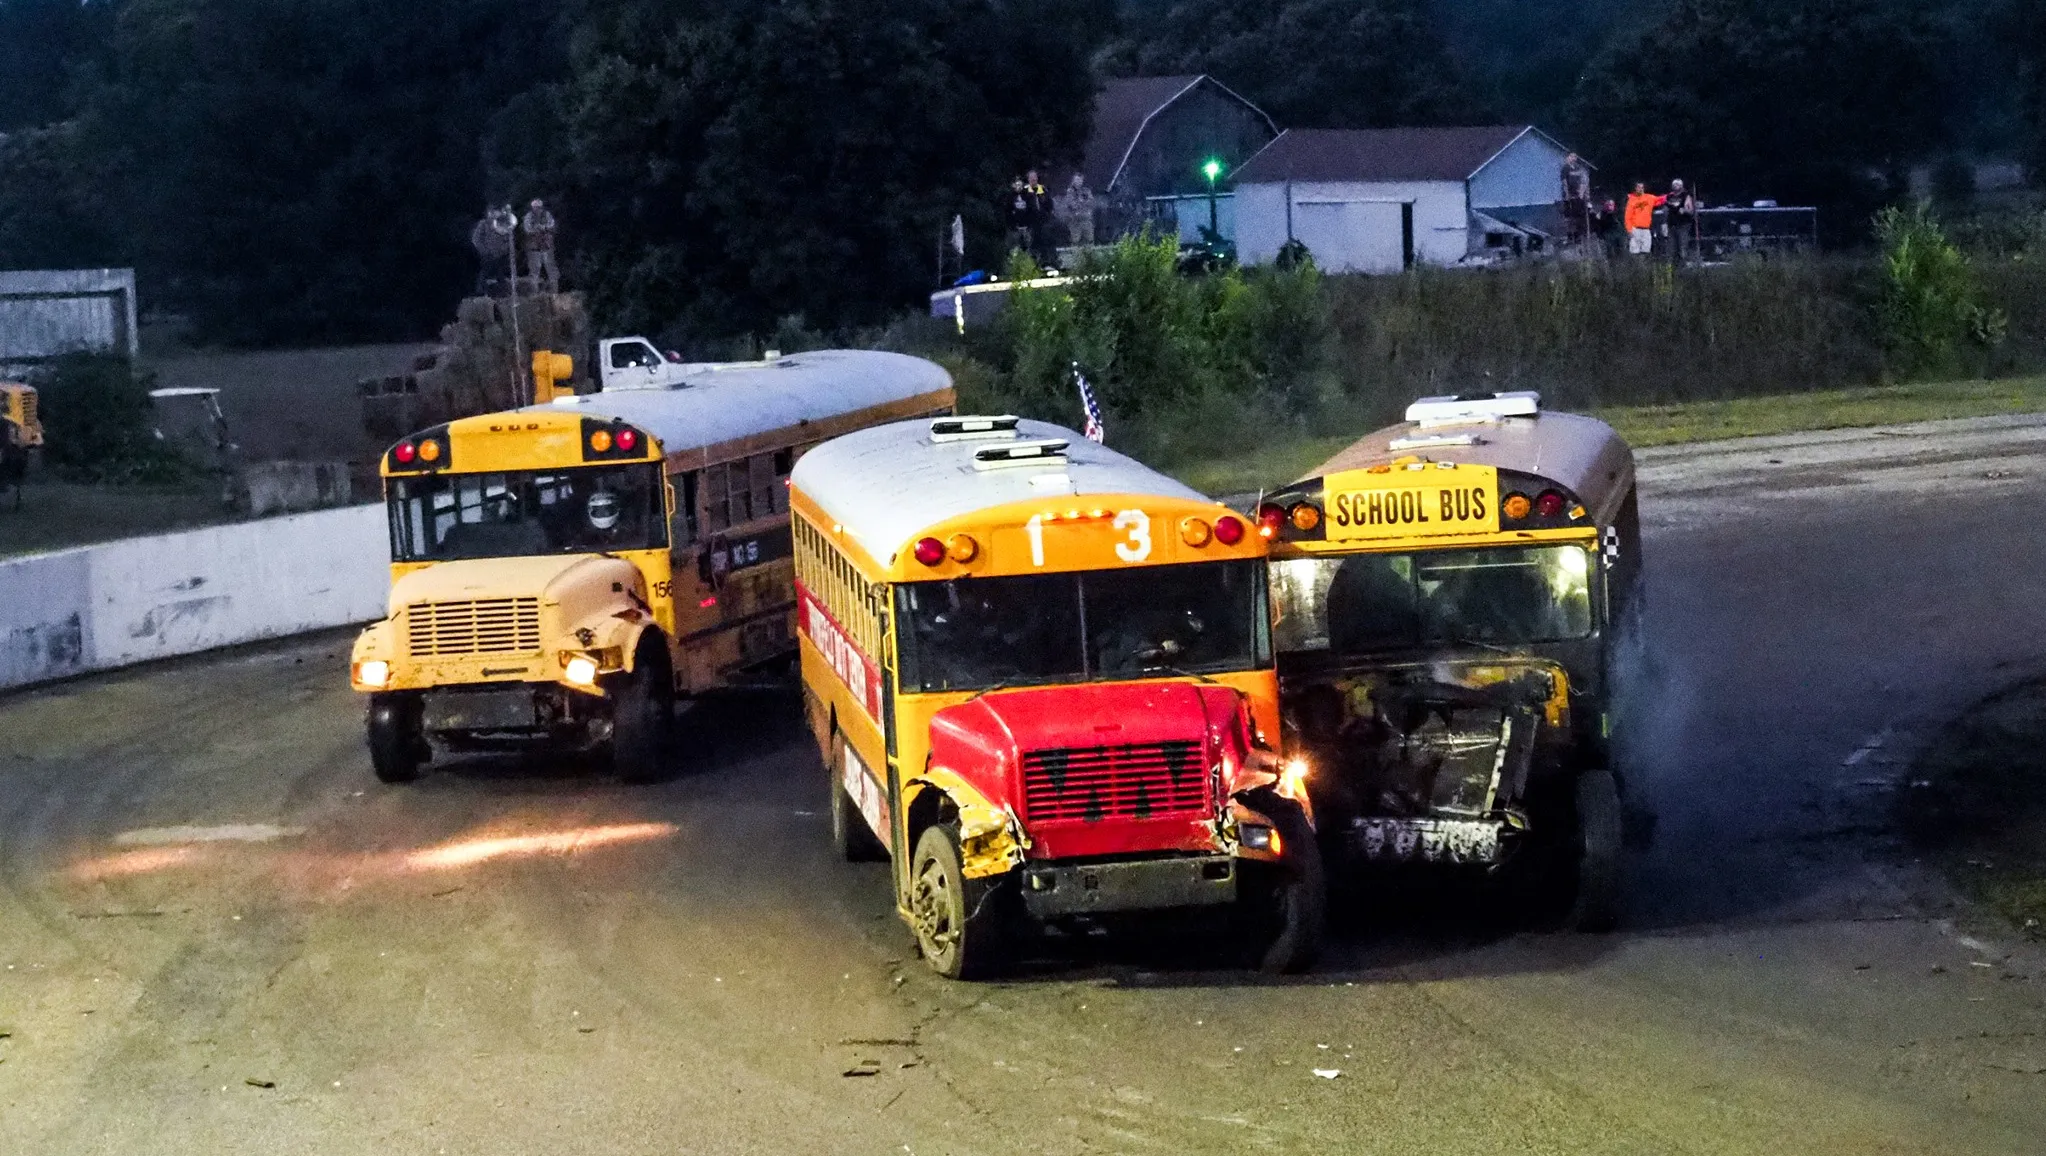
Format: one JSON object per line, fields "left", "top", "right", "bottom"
{"left": 1058, "top": 172, "right": 1096, "bottom": 247}
{"left": 1003, "top": 177, "right": 1035, "bottom": 258}
{"left": 1023, "top": 169, "right": 1054, "bottom": 266}
{"left": 523, "top": 198, "right": 559, "bottom": 293}
{"left": 472, "top": 205, "right": 519, "bottom": 295}
{"left": 1624, "top": 183, "right": 1664, "bottom": 258}
{"left": 1663, "top": 179, "right": 1697, "bottom": 265}
{"left": 1560, "top": 153, "right": 1593, "bottom": 245}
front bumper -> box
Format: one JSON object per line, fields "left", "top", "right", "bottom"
{"left": 1349, "top": 816, "right": 1509, "bottom": 866}
{"left": 414, "top": 682, "right": 609, "bottom": 740}
{"left": 1018, "top": 854, "right": 1237, "bottom": 919}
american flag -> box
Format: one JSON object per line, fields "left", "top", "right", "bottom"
{"left": 1073, "top": 362, "right": 1105, "bottom": 443}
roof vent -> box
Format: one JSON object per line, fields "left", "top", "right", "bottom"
{"left": 1389, "top": 432, "right": 1481, "bottom": 451}
{"left": 972, "top": 437, "right": 1068, "bottom": 470}
{"left": 932, "top": 415, "right": 1021, "bottom": 443}
{"left": 1406, "top": 391, "right": 1539, "bottom": 426}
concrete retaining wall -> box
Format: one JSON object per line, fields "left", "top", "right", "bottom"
{"left": 0, "top": 504, "right": 390, "bottom": 690}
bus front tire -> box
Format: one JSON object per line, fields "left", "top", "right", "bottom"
{"left": 908, "top": 824, "right": 1003, "bottom": 980}
{"left": 830, "top": 731, "right": 888, "bottom": 863}
{"left": 367, "top": 693, "right": 426, "bottom": 784}
{"left": 1566, "top": 767, "right": 1624, "bottom": 933}
{"left": 1236, "top": 796, "right": 1326, "bottom": 974}
{"left": 611, "top": 652, "right": 676, "bottom": 785}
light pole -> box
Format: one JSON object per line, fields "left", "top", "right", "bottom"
{"left": 1201, "top": 157, "right": 1224, "bottom": 238}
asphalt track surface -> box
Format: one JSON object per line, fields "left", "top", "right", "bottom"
{"left": 4, "top": 415, "right": 2046, "bottom": 1155}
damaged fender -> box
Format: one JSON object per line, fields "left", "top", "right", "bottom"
{"left": 560, "top": 607, "right": 655, "bottom": 679}
{"left": 903, "top": 766, "right": 1030, "bottom": 879}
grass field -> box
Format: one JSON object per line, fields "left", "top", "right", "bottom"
{"left": 1901, "top": 678, "right": 2046, "bottom": 941}
{"left": 1166, "top": 375, "right": 2046, "bottom": 495}
{"left": 0, "top": 481, "right": 238, "bottom": 559}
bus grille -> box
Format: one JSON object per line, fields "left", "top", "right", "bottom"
{"left": 406, "top": 598, "right": 542, "bottom": 658}
{"left": 1021, "top": 741, "right": 1208, "bottom": 823}
{"left": 18, "top": 390, "right": 34, "bottom": 430}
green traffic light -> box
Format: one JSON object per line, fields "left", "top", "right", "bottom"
{"left": 1202, "top": 158, "right": 1224, "bottom": 183}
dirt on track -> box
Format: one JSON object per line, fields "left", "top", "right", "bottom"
{"left": 1902, "top": 679, "right": 2046, "bottom": 940}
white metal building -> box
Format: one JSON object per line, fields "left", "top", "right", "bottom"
{"left": 1232, "top": 126, "right": 1583, "bottom": 273}
{"left": 0, "top": 268, "right": 138, "bottom": 371}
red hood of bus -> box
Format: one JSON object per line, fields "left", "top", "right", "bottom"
{"left": 929, "top": 682, "right": 1253, "bottom": 859}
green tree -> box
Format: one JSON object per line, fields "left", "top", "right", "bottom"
{"left": 76, "top": 0, "right": 565, "bottom": 345}
{"left": 0, "top": 122, "right": 124, "bottom": 269}
{"left": 536, "top": 0, "right": 1098, "bottom": 341}
{"left": 1110, "top": 0, "right": 1480, "bottom": 128}
{"left": 1570, "top": 0, "right": 1946, "bottom": 236}
{"left": 0, "top": 0, "right": 116, "bottom": 132}
{"left": 2017, "top": 0, "right": 2046, "bottom": 181}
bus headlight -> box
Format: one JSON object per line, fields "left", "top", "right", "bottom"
{"left": 563, "top": 656, "right": 599, "bottom": 687}
{"left": 353, "top": 659, "right": 391, "bottom": 689}
{"left": 1278, "top": 757, "right": 1311, "bottom": 801}
{"left": 1240, "top": 824, "right": 1279, "bottom": 854}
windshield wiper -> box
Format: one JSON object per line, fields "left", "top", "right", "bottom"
{"left": 1137, "top": 662, "right": 1222, "bottom": 685}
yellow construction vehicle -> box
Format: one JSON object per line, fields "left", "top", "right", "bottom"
{"left": 2, "top": 382, "right": 44, "bottom": 508}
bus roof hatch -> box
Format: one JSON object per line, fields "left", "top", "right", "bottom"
{"left": 971, "top": 438, "right": 1069, "bottom": 470}
{"left": 931, "top": 415, "right": 1020, "bottom": 442}
{"left": 1406, "top": 391, "right": 1540, "bottom": 426}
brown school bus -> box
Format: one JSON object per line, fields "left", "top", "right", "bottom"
{"left": 1257, "top": 391, "right": 1643, "bottom": 930}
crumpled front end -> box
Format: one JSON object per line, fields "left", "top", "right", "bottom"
{"left": 913, "top": 681, "right": 1307, "bottom": 918}
{"left": 1287, "top": 658, "right": 1565, "bottom": 867}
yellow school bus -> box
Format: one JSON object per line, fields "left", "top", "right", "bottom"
{"left": 348, "top": 351, "right": 954, "bottom": 784}
{"left": 791, "top": 416, "right": 1323, "bottom": 979}
{"left": 1257, "top": 391, "right": 1642, "bottom": 931}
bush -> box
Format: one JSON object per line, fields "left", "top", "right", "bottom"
{"left": 983, "top": 235, "right": 1336, "bottom": 461}
{"left": 32, "top": 353, "right": 192, "bottom": 484}
{"left": 1875, "top": 202, "right": 2007, "bottom": 378}
{"left": 1323, "top": 257, "right": 1882, "bottom": 417}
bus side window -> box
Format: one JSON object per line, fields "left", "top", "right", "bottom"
{"left": 750, "top": 454, "right": 777, "bottom": 519}
{"left": 771, "top": 448, "right": 795, "bottom": 514}
{"left": 672, "top": 470, "right": 701, "bottom": 549}
{"left": 706, "top": 463, "right": 731, "bottom": 533}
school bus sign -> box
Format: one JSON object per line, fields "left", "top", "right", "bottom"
{"left": 1322, "top": 463, "right": 1500, "bottom": 542}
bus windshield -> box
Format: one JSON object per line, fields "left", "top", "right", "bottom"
{"left": 1270, "top": 544, "right": 1594, "bottom": 656}
{"left": 895, "top": 559, "right": 1271, "bottom": 694}
{"left": 388, "top": 464, "right": 667, "bottom": 562}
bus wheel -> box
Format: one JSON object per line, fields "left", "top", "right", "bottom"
{"left": 367, "top": 693, "right": 426, "bottom": 784}
{"left": 612, "top": 651, "right": 676, "bottom": 785}
{"left": 1566, "top": 768, "right": 1624, "bottom": 932}
{"left": 1236, "top": 797, "right": 1325, "bottom": 974}
{"left": 830, "top": 731, "right": 888, "bottom": 863}
{"left": 907, "top": 824, "right": 1002, "bottom": 980}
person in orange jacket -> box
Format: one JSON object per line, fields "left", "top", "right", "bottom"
{"left": 1625, "top": 182, "right": 1666, "bottom": 257}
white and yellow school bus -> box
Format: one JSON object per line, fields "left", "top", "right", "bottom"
{"left": 348, "top": 351, "right": 954, "bottom": 784}
{"left": 790, "top": 416, "right": 1323, "bottom": 979}
{"left": 1258, "top": 391, "right": 1642, "bottom": 930}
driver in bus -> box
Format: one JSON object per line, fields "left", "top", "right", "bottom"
{"left": 1094, "top": 604, "right": 1208, "bottom": 674}
{"left": 583, "top": 489, "right": 625, "bottom": 543}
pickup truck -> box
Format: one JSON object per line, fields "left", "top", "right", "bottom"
{"left": 596, "top": 336, "right": 712, "bottom": 392}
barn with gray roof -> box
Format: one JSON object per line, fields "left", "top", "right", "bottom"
{"left": 1071, "top": 75, "right": 1277, "bottom": 241}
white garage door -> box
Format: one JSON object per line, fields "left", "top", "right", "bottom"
{"left": 1293, "top": 201, "right": 1406, "bottom": 274}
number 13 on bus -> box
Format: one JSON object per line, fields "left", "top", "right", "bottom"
{"left": 789, "top": 416, "right": 1324, "bottom": 979}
